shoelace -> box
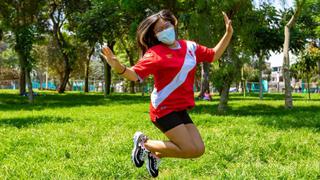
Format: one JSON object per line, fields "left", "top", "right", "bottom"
{"left": 138, "top": 136, "right": 148, "bottom": 161}
{"left": 150, "top": 153, "right": 160, "bottom": 169}
{"left": 138, "top": 145, "right": 146, "bottom": 160}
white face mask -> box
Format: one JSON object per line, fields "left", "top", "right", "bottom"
{"left": 156, "top": 27, "right": 176, "bottom": 45}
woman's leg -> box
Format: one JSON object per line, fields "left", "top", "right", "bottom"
{"left": 185, "top": 123, "right": 205, "bottom": 156}
{"left": 144, "top": 123, "right": 205, "bottom": 158}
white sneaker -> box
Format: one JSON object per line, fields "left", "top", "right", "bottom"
{"left": 131, "top": 131, "right": 147, "bottom": 167}
{"left": 146, "top": 152, "right": 161, "bottom": 177}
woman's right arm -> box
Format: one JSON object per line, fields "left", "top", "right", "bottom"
{"left": 100, "top": 46, "right": 139, "bottom": 82}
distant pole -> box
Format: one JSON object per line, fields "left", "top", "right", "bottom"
{"left": 241, "top": 67, "right": 246, "bottom": 97}
{"left": 45, "top": 72, "right": 48, "bottom": 89}
{"left": 45, "top": 65, "right": 48, "bottom": 89}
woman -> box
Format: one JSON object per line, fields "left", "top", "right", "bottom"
{"left": 101, "top": 9, "right": 233, "bottom": 177}
{"left": 203, "top": 90, "right": 213, "bottom": 101}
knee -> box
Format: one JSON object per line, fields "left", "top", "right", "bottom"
{"left": 183, "top": 144, "right": 205, "bottom": 158}
{"left": 193, "top": 144, "right": 205, "bottom": 158}
{"left": 196, "top": 144, "right": 205, "bottom": 157}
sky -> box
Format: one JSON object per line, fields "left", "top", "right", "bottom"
{"left": 254, "top": 0, "right": 294, "bottom": 10}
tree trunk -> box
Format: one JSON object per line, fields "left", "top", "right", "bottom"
{"left": 282, "top": 0, "right": 305, "bottom": 109}
{"left": 19, "top": 65, "right": 26, "bottom": 95}
{"left": 317, "top": 60, "right": 320, "bottom": 79}
{"left": 241, "top": 66, "right": 246, "bottom": 97}
{"left": 17, "top": 48, "right": 33, "bottom": 101}
{"left": 106, "top": 42, "right": 115, "bottom": 95}
{"left": 307, "top": 76, "right": 311, "bottom": 100}
{"left": 106, "top": 63, "right": 111, "bottom": 95}
{"left": 101, "top": 60, "right": 108, "bottom": 97}
{"left": 218, "top": 81, "right": 230, "bottom": 114}
{"left": 45, "top": 70, "right": 48, "bottom": 89}
{"left": 100, "top": 42, "right": 114, "bottom": 97}
{"left": 128, "top": 51, "right": 135, "bottom": 94}
{"left": 84, "top": 47, "right": 94, "bottom": 93}
{"left": 58, "top": 65, "right": 71, "bottom": 93}
{"left": 121, "top": 39, "right": 136, "bottom": 94}
{"left": 283, "top": 25, "right": 293, "bottom": 108}
{"left": 84, "top": 59, "right": 90, "bottom": 92}
{"left": 50, "top": 3, "right": 73, "bottom": 94}
{"left": 258, "top": 54, "right": 264, "bottom": 100}
{"left": 243, "top": 80, "right": 247, "bottom": 96}
{"left": 218, "top": 46, "right": 234, "bottom": 113}
{"left": 130, "top": 81, "right": 135, "bottom": 94}
{"left": 26, "top": 69, "right": 34, "bottom": 103}
{"left": 39, "top": 72, "right": 43, "bottom": 90}
{"left": 198, "top": 62, "right": 210, "bottom": 98}
{"left": 101, "top": 60, "right": 111, "bottom": 96}
{"left": 17, "top": 49, "right": 27, "bottom": 95}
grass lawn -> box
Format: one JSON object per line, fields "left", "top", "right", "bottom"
{"left": 0, "top": 89, "right": 319, "bottom": 179}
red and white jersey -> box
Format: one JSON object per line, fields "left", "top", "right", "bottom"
{"left": 133, "top": 40, "right": 215, "bottom": 121}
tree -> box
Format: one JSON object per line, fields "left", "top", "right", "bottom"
{"left": 32, "top": 44, "right": 48, "bottom": 90}
{"left": 291, "top": 44, "right": 318, "bottom": 99}
{"left": 205, "top": 0, "right": 254, "bottom": 113}
{"left": 309, "top": 43, "right": 320, "bottom": 81}
{"left": 246, "top": 3, "right": 282, "bottom": 99}
{"left": 74, "top": 1, "right": 98, "bottom": 93}
{"left": 0, "top": 0, "right": 46, "bottom": 103}
{"left": 176, "top": 0, "right": 221, "bottom": 98}
{"left": 299, "top": 0, "right": 320, "bottom": 79}
{"left": 48, "top": 1, "right": 76, "bottom": 93}
{"left": 282, "top": 0, "right": 306, "bottom": 109}
{"left": 76, "top": 0, "right": 123, "bottom": 96}
{"left": 0, "top": 47, "right": 19, "bottom": 81}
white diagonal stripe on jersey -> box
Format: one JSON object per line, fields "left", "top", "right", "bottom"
{"left": 151, "top": 41, "right": 197, "bottom": 109}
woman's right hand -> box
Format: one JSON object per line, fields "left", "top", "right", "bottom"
{"left": 222, "top": 12, "right": 233, "bottom": 34}
{"left": 100, "top": 46, "right": 118, "bottom": 67}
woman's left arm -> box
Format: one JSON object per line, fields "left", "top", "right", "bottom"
{"left": 213, "top": 12, "right": 233, "bottom": 61}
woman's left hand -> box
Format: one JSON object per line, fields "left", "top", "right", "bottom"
{"left": 222, "top": 12, "right": 233, "bottom": 34}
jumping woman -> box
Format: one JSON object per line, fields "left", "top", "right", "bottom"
{"left": 101, "top": 9, "right": 233, "bottom": 177}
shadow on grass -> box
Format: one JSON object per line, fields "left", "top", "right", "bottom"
{"left": 192, "top": 103, "right": 320, "bottom": 131}
{"left": 220, "top": 93, "right": 320, "bottom": 101}
{"left": 1, "top": 91, "right": 319, "bottom": 130}
{"left": 0, "top": 116, "right": 73, "bottom": 128}
{"left": 0, "top": 92, "right": 150, "bottom": 112}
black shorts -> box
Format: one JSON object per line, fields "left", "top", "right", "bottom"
{"left": 152, "top": 110, "right": 194, "bottom": 133}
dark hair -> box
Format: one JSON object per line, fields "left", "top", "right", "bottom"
{"left": 136, "top": 9, "right": 177, "bottom": 57}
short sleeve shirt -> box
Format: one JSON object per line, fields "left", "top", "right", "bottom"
{"left": 133, "top": 40, "right": 215, "bottom": 121}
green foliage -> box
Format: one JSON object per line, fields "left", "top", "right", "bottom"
{"left": 76, "top": 0, "right": 120, "bottom": 45}
{"left": 0, "top": 90, "right": 319, "bottom": 178}
{"left": 0, "top": 48, "right": 18, "bottom": 69}
{"left": 299, "top": 0, "right": 320, "bottom": 39}
{"left": 279, "top": 4, "right": 312, "bottom": 54}
{"left": 245, "top": 3, "right": 282, "bottom": 55}
{"left": 0, "top": 0, "right": 318, "bottom": 96}
{"left": 0, "top": 0, "right": 47, "bottom": 71}
{"left": 0, "top": 48, "right": 19, "bottom": 80}
{"left": 292, "top": 45, "right": 319, "bottom": 81}
{"left": 14, "top": 26, "right": 35, "bottom": 71}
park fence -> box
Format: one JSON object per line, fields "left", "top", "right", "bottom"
{"left": 0, "top": 79, "right": 149, "bottom": 93}
{"left": 1, "top": 79, "right": 319, "bottom": 93}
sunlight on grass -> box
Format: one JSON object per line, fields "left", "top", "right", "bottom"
{"left": 0, "top": 90, "right": 319, "bottom": 179}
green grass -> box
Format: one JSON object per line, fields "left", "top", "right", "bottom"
{"left": 0, "top": 89, "right": 319, "bottom": 179}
